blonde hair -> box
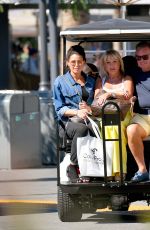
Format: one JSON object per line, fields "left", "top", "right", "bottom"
{"left": 100, "top": 50, "right": 124, "bottom": 77}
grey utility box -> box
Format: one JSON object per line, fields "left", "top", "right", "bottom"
{"left": 0, "top": 90, "right": 41, "bottom": 169}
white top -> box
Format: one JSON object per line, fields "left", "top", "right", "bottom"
{"left": 102, "top": 76, "right": 126, "bottom": 93}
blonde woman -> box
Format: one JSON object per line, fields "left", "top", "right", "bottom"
{"left": 94, "top": 50, "right": 134, "bottom": 181}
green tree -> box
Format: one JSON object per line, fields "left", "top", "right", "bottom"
{"left": 60, "top": 0, "right": 98, "bottom": 19}
{"left": 0, "top": 5, "right": 4, "bottom": 13}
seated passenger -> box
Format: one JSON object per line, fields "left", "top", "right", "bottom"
{"left": 53, "top": 45, "right": 96, "bottom": 182}
{"left": 92, "top": 53, "right": 103, "bottom": 74}
{"left": 122, "top": 55, "right": 138, "bottom": 77}
{"left": 127, "top": 41, "right": 150, "bottom": 182}
{"left": 94, "top": 49, "right": 134, "bottom": 181}
{"left": 83, "top": 62, "right": 100, "bottom": 81}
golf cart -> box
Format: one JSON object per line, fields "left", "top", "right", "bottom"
{"left": 57, "top": 18, "right": 150, "bottom": 222}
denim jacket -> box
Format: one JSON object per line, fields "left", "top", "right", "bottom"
{"left": 53, "top": 71, "right": 95, "bottom": 121}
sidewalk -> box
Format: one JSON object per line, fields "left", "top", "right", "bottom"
{"left": 0, "top": 167, "right": 57, "bottom": 214}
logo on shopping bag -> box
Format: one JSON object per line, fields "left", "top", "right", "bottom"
{"left": 83, "top": 148, "right": 104, "bottom": 164}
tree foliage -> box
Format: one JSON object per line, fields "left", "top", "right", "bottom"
{"left": 0, "top": 5, "right": 4, "bottom": 13}
{"left": 60, "top": 0, "right": 98, "bottom": 19}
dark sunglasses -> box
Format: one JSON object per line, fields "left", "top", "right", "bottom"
{"left": 136, "top": 54, "right": 150, "bottom": 61}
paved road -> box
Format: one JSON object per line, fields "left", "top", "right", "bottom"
{"left": 0, "top": 167, "right": 57, "bottom": 201}
{"left": 0, "top": 167, "right": 57, "bottom": 215}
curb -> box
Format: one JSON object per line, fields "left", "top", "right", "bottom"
{"left": 97, "top": 205, "right": 150, "bottom": 212}
{"left": 0, "top": 200, "right": 57, "bottom": 204}
{"left": 0, "top": 200, "right": 57, "bottom": 215}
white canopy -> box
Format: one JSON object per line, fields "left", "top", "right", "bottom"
{"left": 60, "top": 18, "right": 150, "bottom": 42}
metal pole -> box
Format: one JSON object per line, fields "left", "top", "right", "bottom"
{"left": 48, "top": 0, "right": 58, "bottom": 91}
{"left": 121, "top": 5, "right": 127, "bottom": 56}
{"left": 39, "top": 0, "right": 50, "bottom": 91}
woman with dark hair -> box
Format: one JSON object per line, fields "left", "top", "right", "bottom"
{"left": 53, "top": 45, "right": 96, "bottom": 182}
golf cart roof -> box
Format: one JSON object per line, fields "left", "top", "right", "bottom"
{"left": 60, "top": 18, "right": 150, "bottom": 42}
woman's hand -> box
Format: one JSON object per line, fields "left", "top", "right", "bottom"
{"left": 77, "top": 109, "right": 89, "bottom": 120}
{"left": 79, "top": 101, "right": 92, "bottom": 114}
{"left": 79, "top": 101, "right": 87, "bottom": 109}
{"left": 97, "top": 92, "right": 110, "bottom": 106}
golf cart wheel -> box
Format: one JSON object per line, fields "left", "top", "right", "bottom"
{"left": 58, "top": 186, "right": 82, "bottom": 222}
{"left": 112, "top": 204, "right": 129, "bottom": 211}
{"left": 111, "top": 195, "right": 129, "bottom": 211}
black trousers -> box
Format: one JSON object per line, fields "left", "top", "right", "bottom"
{"left": 59, "top": 120, "right": 95, "bottom": 165}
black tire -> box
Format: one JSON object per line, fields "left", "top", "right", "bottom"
{"left": 111, "top": 195, "right": 129, "bottom": 211}
{"left": 111, "top": 205, "right": 129, "bottom": 211}
{"left": 57, "top": 186, "right": 82, "bottom": 222}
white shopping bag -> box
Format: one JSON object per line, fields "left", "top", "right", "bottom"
{"left": 77, "top": 117, "right": 113, "bottom": 177}
{"left": 60, "top": 154, "right": 71, "bottom": 182}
